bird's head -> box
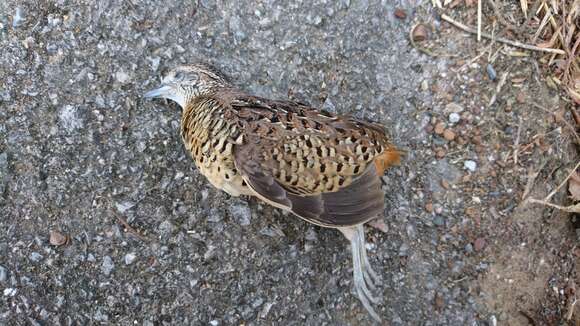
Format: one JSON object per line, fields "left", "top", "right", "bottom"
{"left": 144, "top": 63, "right": 231, "bottom": 108}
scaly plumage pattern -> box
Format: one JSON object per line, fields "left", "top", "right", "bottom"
{"left": 145, "top": 63, "right": 402, "bottom": 322}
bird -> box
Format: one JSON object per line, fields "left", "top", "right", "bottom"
{"left": 144, "top": 63, "right": 401, "bottom": 322}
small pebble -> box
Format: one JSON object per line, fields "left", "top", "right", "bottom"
{"left": 434, "top": 292, "right": 445, "bottom": 309}
{"left": 124, "top": 253, "right": 137, "bottom": 265}
{"left": 398, "top": 243, "right": 409, "bottom": 256}
{"left": 228, "top": 201, "right": 252, "bottom": 226}
{"left": 158, "top": 220, "right": 175, "bottom": 238}
{"left": 425, "top": 202, "right": 433, "bottom": 213}
{"left": 209, "top": 320, "right": 219, "bottom": 326}
{"left": 474, "top": 238, "right": 486, "bottom": 251}
{"left": 115, "top": 70, "right": 131, "bottom": 84}
{"left": 411, "top": 24, "right": 429, "bottom": 42}
{"left": 49, "top": 230, "right": 67, "bottom": 246}
{"left": 464, "top": 243, "right": 473, "bottom": 254}
{"left": 0, "top": 266, "right": 7, "bottom": 282}
{"left": 516, "top": 91, "right": 526, "bottom": 104}
{"left": 463, "top": 160, "right": 477, "bottom": 172}
{"left": 102, "top": 256, "right": 115, "bottom": 276}
{"left": 115, "top": 201, "right": 134, "bottom": 213}
{"left": 435, "top": 148, "right": 446, "bottom": 159}
{"left": 394, "top": 8, "right": 407, "bottom": 19}
{"left": 30, "top": 252, "right": 43, "bottom": 262}
{"left": 486, "top": 64, "right": 497, "bottom": 81}
{"left": 434, "top": 122, "right": 445, "bottom": 134}
{"left": 445, "top": 103, "right": 464, "bottom": 113}
{"left": 304, "top": 228, "right": 318, "bottom": 241}
{"left": 443, "top": 129, "right": 455, "bottom": 141}
{"left": 12, "top": 7, "right": 26, "bottom": 28}
{"left": 433, "top": 216, "right": 444, "bottom": 226}
{"left": 489, "top": 315, "right": 497, "bottom": 326}
{"left": 3, "top": 288, "right": 17, "bottom": 297}
{"left": 449, "top": 112, "right": 460, "bottom": 123}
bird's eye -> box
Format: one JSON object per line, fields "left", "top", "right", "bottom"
{"left": 174, "top": 71, "right": 184, "bottom": 81}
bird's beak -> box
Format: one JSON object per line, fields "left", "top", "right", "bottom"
{"left": 144, "top": 85, "right": 173, "bottom": 99}
{"left": 143, "top": 84, "right": 186, "bottom": 108}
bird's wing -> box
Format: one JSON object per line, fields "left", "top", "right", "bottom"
{"left": 222, "top": 94, "right": 400, "bottom": 227}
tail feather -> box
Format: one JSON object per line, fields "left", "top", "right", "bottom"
{"left": 374, "top": 146, "right": 403, "bottom": 175}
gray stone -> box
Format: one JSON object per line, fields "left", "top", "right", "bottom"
{"left": 433, "top": 216, "right": 445, "bottom": 226}
{"left": 449, "top": 112, "right": 460, "bottom": 123}
{"left": 12, "top": 7, "right": 26, "bottom": 28}
{"left": 124, "top": 252, "right": 137, "bottom": 265}
{"left": 29, "top": 252, "right": 43, "bottom": 262}
{"left": 228, "top": 201, "right": 251, "bottom": 226}
{"left": 463, "top": 160, "right": 477, "bottom": 172}
{"left": 0, "top": 266, "right": 7, "bottom": 282}
{"left": 101, "top": 256, "right": 114, "bottom": 276}
{"left": 158, "top": 220, "right": 175, "bottom": 238}
{"left": 398, "top": 243, "right": 409, "bottom": 257}
{"left": 58, "top": 105, "right": 84, "bottom": 132}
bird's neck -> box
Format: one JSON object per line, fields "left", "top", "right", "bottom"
{"left": 180, "top": 94, "right": 227, "bottom": 144}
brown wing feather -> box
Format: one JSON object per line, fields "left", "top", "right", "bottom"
{"left": 233, "top": 141, "right": 384, "bottom": 227}
{"left": 216, "top": 91, "right": 399, "bottom": 227}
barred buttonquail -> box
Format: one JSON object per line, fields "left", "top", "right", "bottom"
{"left": 145, "top": 63, "right": 401, "bottom": 321}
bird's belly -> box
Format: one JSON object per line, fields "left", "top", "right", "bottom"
{"left": 188, "top": 140, "right": 253, "bottom": 197}
{"left": 197, "top": 163, "right": 252, "bottom": 197}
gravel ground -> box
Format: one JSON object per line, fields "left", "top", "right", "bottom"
{"left": 1, "top": 0, "right": 577, "bottom": 325}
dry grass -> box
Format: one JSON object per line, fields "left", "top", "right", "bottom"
{"left": 436, "top": 0, "right": 580, "bottom": 104}
{"left": 533, "top": 0, "right": 580, "bottom": 104}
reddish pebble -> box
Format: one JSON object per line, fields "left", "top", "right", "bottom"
{"left": 394, "top": 8, "right": 407, "bottom": 19}
{"left": 434, "top": 292, "right": 445, "bottom": 310}
{"left": 435, "top": 148, "right": 446, "bottom": 159}
{"left": 412, "top": 24, "right": 429, "bottom": 42}
{"left": 49, "top": 230, "right": 68, "bottom": 246}
{"left": 443, "top": 129, "right": 456, "bottom": 141}
{"left": 434, "top": 122, "right": 445, "bottom": 134}
{"left": 474, "top": 238, "right": 486, "bottom": 251}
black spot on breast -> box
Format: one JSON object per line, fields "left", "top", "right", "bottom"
{"left": 337, "top": 163, "right": 344, "bottom": 172}
{"left": 353, "top": 165, "right": 360, "bottom": 174}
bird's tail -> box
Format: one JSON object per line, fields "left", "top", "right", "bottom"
{"left": 374, "top": 145, "right": 404, "bottom": 175}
